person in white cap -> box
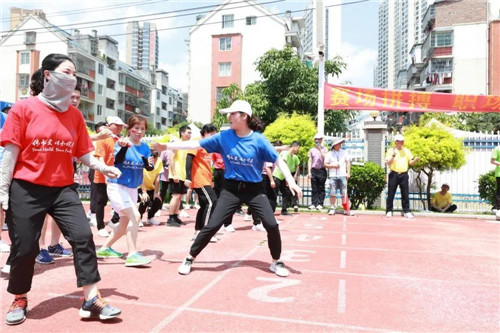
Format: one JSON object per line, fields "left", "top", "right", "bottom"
{"left": 308, "top": 133, "right": 328, "bottom": 210}
{"left": 430, "top": 183, "right": 457, "bottom": 213}
{"left": 385, "top": 134, "right": 419, "bottom": 218}
{"left": 324, "top": 137, "right": 354, "bottom": 216}
{"left": 152, "top": 100, "right": 302, "bottom": 277}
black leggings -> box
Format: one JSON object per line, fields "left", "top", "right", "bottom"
{"left": 6, "top": 179, "right": 100, "bottom": 294}
{"left": 138, "top": 189, "right": 163, "bottom": 219}
{"left": 190, "top": 179, "right": 282, "bottom": 260}
{"left": 194, "top": 186, "right": 218, "bottom": 231}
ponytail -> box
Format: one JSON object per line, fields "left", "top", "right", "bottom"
{"left": 247, "top": 115, "right": 264, "bottom": 132}
{"left": 30, "top": 69, "right": 44, "bottom": 96}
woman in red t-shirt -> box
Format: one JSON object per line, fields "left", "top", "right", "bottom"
{"left": 0, "top": 54, "right": 122, "bottom": 325}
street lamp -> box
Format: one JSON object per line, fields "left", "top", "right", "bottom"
{"left": 369, "top": 110, "right": 380, "bottom": 121}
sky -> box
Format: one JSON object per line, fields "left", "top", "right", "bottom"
{"left": 0, "top": 0, "right": 379, "bottom": 92}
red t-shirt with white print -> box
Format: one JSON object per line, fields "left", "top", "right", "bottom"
{"left": 0, "top": 96, "right": 94, "bottom": 187}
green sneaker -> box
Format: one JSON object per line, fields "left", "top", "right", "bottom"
{"left": 125, "top": 252, "right": 151, "bottom": 267}
{"left": 96, "top": 247, "right": 123, "bottom": 259}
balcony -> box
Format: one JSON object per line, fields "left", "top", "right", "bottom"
{"left": 75, "top": 63, "right": 96, "bottom": 81}
{"left": 422, "top": 5, "right": 435, "bottom": 34}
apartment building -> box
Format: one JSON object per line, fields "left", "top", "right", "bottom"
{"left": 188, "top": 0, "right": 303, "bottom": 124}
{"left": 126, "top": 21, "right": 159, "bottom": 71}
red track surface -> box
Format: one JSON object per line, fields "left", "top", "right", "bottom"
{"left": 1, "top": 206, "right": 499, "bottom": 332}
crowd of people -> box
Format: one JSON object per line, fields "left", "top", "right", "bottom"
{"left": 0, "top": 53, "right": 469, "bottom": 327}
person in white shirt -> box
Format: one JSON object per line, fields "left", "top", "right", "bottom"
{"left": 324, "top": 138, "right": 354, "bottom": 216}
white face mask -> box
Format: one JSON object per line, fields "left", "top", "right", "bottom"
{"left": 38, "top": 71, "right": 77, "bottom": 112}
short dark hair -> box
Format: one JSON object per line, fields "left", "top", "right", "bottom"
{"left": 2, "top": 106, "right": 11, "bottom": 114}
{"left": 179, "top": 125, "right": 191, "bottom": 136}
{"left": 201, "top": 123, "right": 217, "bottom": 136}
{"left": 94, "top": 121, "right": 107, "bottom": 132}
{"left": 74, "top": 82, "right": 81, "bottom": 92}
{"left": 290, "top": 141, "right": 300, "bottom": 147}
{"left": 272, "top": 140, "right": 283, "bottom": 146}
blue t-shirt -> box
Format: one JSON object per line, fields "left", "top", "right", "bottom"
{"left": 200, "top": 130, "right": 278, "bottom": 183}
{"left": 108, "top": 141, "right": 151, "bottom": 188}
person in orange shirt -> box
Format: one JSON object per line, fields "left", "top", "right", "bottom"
{"left": 186, "top": 124, "right": 218, "bottom": 243}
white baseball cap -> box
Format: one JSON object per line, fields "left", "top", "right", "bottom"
{"left": 106, "top": 116, "right": 126, "bottom": 126}
{"left": 219, "top": 100, "right": 252, "bottom": 117}
{"left": 394, "top": 134, "right": 405, "bottom": 141}
{"left": 314, "top": 133, "right": 323, "bottom": 140}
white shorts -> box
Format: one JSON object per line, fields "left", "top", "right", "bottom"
{"left": 107, "top": 182, "right": 138, "bottom": 216}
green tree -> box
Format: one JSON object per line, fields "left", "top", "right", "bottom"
{"left": 263, "top": 114, "right": 316, "bottom": 163}
{"left": 419, "top": 112, "right": 500, "bottom": 133}
{"left": 213, "top": 83, "right": 243, "bottom": 129}
{"left": 348, "top": 162, "right": 386, "bottom": 209}
{"left": 402, "top": 124, "right": 467, "bottom": 209}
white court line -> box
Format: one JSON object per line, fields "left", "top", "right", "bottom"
{"left": 340, "top": 250, "right": 346, "bottom": 269}
{"left": 150, "top": 246, "right": 260, "bottom": 333}
{"left": 341, "top": 233, "right": 347, "bottom": 245}
{"left": 337, "top": 279, "right": 346, "bottom": 314}
{"left": 287, "top": 243, "right": 496, "bottom": 257}
{"left": 342, "top": 218, "right": 347, "bottom": 232}
{"left": 299, "top": 270, "right": 499, "bottom": 287}
{"left": 48, "top": 293, "right": 394, "bottom": 332}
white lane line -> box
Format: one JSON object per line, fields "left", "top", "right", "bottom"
{"left": 48, "top": 293, "right": 394, "bottom": 332}
{"left": 342, "top": 219, "right": 347, "bottom": 232}
{"left": 340, "top": 250, "right": 347, "bottom": 269}
{"left": 150, "top": 246, "right": 260, "bottom": 333}
{"left": 287, "top": 243, "right": 496, "bottom": 257}
{"left": 337, "top": 279, "right": 346, "bottom": 314}
{"left": 298, "top": 270, "right": 499, "bottom": 287}
{"left": 341, "top": 233, "right": 347, "bottom": 245}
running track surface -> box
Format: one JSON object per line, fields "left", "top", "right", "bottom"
{"left": 1, "top": 207, "right": 499, "bottom": 332}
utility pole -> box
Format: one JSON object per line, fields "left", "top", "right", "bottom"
{"left": 316, "top": 0, "right": 325, "bottom": 136}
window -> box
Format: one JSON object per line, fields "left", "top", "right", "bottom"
{"left": 431, "top": 58, "right": 453, "bottom": 73}
{"left": 97, "top": 105, "right": 103, "bottom": 116}
{"left": 218, "top": 62, "right": 231, "bottom": 77}
{"left": 106, "top": 79, "right": 115, "bottom": 90}
{"left": 20, "top": 52, "right": 30, "bottom": 65}
{"left": 25, "top": 31, "right": 36, "bottom": 45}
{"left": 156, "top": 107, "right": 160, "bottom": 115}
{"left": 18, "top": 74, "right": 30, "bottom": 88}
{"left": 161, "top": 102, "right": 167, "bottom": 110}
{"left": 432, "top": 32, "right": 453, "bottom": 47}
{"left": 246, "top": 16, "right": 256, "bottom": 25}
{"left": 168, "top": 96, "right": 172, "bottom": 104}
{"left": 98, "top": 84, "right": 103, "bottom": 95}
{"left": 98, "top": 63, "right": 104, "bottom": 75}
{"left": 162, "top": 85, "right": 167, "bottom": 94}
{"left": 219, "top": 37, "right": 232, "bottom": 51}
{"left": 106, "top": 98, "right": 115, "bottom": 110}
{"left": 222, "top": 14, "right": 234, "bottom": 28}
{"left": 216, "top": 87, "right": 226, "bottom": 102}
{"left": 156, "top": 91, "right": 160, "bottom": 100}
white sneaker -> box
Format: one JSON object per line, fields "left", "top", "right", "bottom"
{"left": 269, "top": 260, "right": 289, "bottom": 277}
{"left": 403, "top": 212, "right": 414, "bottom": 219}
{"left": 224, "top": 225, "right": 236, "bottom": 232}
{"left": 179, "top": 210, "right": 190, "bottom": 218}
{"left": 178, "top": 257, "right": 194, "bottom": 275}
{"left": 328, "top": 208, "right": 335, "bottom": 215}
{"left": 244, "top": 214, "right": 252, "bottom": 221}
{"left": 89, "top": 217, "right": 97, "bottom": 227}
{"left": 386, "top": 211, "right": 393, "bottom": 218}
{"left": 496, "top": 210, "right": 500, "bottom": 221}
{"left": 147, "top": 218, "right": 161, "bottom": 226}
{"left": 308, "top": 205, "right": 316, "bottom": 210}
{"left": 86, "top": 210, "right": 92, "bottom": 219}
{"left": 316, "top": 205, "right": 323, "bottom": 210}
{"left": 252, "top": 223, "right": 265, "bottom": 232}
{"left": 344, "top": 211, "right": 355, "bottom": 216}
{"left": 97, "top": 228, "right": 110, "bottom": 238}
{"left": 1, "top": 264, "right": 10, "bottom": 274}
{"left": 138, "top": 220, "right": 144, "bottom": 227}
{"left": 154, "top": 211, "right": 161, "bottom": 217}
{"left": 293, "top": 205, "right": 299, "bottom": 212}
{"left": 0, "top": 240, "right": 10, "bottom": 252}
{"left": 193, "top": 204, "right": 200, "bottom": 209}
{"left": 210, "top": 236, "right": 218, "bottom": 243}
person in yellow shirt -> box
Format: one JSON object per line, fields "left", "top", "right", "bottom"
{"left": 430, "top": 183, "right": 457, "bottom": 213}
{"left": 385, "top": 134, "right": 419, "bottom": 219}
{"left": 138, "top": 151, "right": 163, "bottom": 226}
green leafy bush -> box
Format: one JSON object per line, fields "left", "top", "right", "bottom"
{"left": 263, "top": 113, "right": 317, "bottom": 163}
{"left": 478, "top": 170, "right": 496, "bottom": 207}
{"left": 347, "top": 162, "right": 386, "bottom": 209}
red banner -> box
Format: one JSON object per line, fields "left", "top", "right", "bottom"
{"left": 324, "top": 83, "right": 500, "bottom": 112}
